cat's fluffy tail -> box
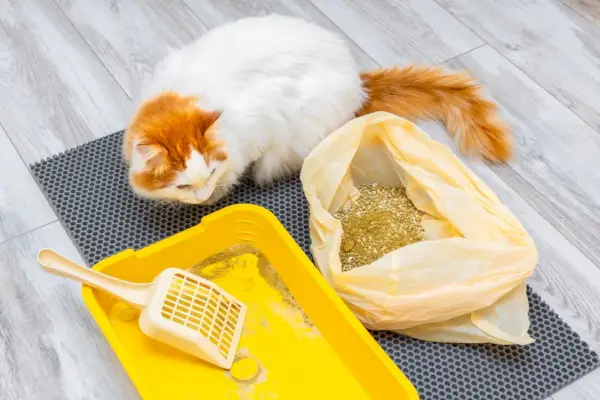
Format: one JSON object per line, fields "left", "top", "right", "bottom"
{"left": 358, "top": 66, "right": 511, "bottom": 162}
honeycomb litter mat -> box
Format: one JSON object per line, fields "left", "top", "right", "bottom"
{"left": 31, "top": 132, "right": 599, "bottom": 400}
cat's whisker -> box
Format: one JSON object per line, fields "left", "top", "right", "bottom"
{"left": 141, "top": 201, "right": 166, "bottom": 217}
{"left": 162, "top": 199, "right": 179, "bottom": 211}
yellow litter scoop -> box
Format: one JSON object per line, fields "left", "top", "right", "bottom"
{"left": 37, "top": 249, "right": 247, "bottom": 369}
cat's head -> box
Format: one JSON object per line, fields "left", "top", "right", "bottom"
{"left": 125, "top": 92, "right": 231, "bottom": 204}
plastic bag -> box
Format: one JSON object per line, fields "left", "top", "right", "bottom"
{"left": 301, "top": 112, "right": 537, "bottom": 345}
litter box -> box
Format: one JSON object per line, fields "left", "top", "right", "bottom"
{"left": 82, "top": 204, "right": 418, "bottom": 399}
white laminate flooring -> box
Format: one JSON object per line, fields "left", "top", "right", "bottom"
{"left": 0, "top": 1, "right": 598, "bottom": 399}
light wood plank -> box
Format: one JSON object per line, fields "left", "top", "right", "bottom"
{"left": 552, "top": 368, "right": 600, "bottom": 400}
{"left": 182, "top": 0, "right": 378, "bottom": 69}
{"left": 0, "top": 222, "right": 138, "bottom": 400}
{"left": 560, "top": 0, "right": 600, "bottom": 23}
{"left": 0, "top": 127, "right": 55, "bottom": 243}
{"left": 437, "top": 0, "right": 600, "bottom": 132}
{"left": 311, "top": 0, "right": 484, "bottom": 66}
{"left": 55, "top": 0, "right": 209, "bottom": 98}
{"left": 0, "top": 0, "right": 131, "bottom": 164}
{"left": 441, "top": 45, "right": 600, "bottom": 270}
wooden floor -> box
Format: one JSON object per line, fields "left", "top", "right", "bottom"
{"left": 1, "top": 0, "right": 599, "bottom": 399}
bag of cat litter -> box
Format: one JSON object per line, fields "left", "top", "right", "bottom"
{"left": 300, "top": 112, "right": 537, "bottom": 345}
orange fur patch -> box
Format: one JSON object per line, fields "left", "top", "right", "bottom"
{"left": 359, "top": 66, "right": 511, "bottom": 162}
{"left": 124, "top": 92, "right": 226, "bottom": 189}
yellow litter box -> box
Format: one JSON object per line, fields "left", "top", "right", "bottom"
{"left": 82, "top": 204, "right": 418, "bottom": 399}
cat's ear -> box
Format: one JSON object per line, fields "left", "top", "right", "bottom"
{"left": 199, "top": 110, "right": 222, "bottom": 135}
{"left": 136, "top": 143, "right": 167, "bottom": 170}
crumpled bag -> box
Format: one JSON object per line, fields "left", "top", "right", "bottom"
{"left": 300, "top": 112, "right": 538, "bottom": 345}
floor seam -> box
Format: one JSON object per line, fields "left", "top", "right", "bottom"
{"left": 437, "top": 43, "right": 486, "bottom": 65}
{"left": 307, "top": 0, "right": 380, "bottom": 68}
{"left": 49, "top": 0, "right": 132, "bottom": 100}
{"left": 0, "top": 220, "right": 58, "bottom": 248}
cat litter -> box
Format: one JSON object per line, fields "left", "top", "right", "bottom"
{"left": 334, "top": 184, "right": 425, "bottom": 272}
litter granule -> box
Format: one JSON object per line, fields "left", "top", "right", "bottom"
{"left": 334, "top": 184, "right": 425, "bottom": 272}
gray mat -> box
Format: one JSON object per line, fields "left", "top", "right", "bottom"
{"left": 31, "top": 131, "right": 599, "bottom": 400}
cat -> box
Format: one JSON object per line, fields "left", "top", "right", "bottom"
{"left": 124, "top": 14, "right": 510, "bottom": 204}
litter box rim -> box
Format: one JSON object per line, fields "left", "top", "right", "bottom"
{"left": 82, "top": 204, "right": 418, "bottom": 400}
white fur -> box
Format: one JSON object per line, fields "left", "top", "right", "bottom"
{"left": 132, "top": 15, "right": 365, "bottom": 204}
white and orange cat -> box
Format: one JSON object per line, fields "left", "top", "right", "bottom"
{"left": 125, "top": 15, "right": 510, "bottom": 204}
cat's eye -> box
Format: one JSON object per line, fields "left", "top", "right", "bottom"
{"left": 176, "top": 184, "right": 191, "bottom": 190}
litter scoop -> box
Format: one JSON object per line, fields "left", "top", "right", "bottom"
{"left": 37, "top": 249, "right": 247, "bottom": 369}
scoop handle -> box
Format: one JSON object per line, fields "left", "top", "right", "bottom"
{"left": 37, "top": 249, "right": 150, "bottom": 308}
